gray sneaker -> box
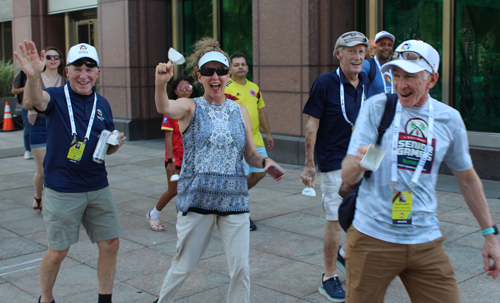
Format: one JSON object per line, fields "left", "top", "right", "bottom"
{"left": 318, "top": 274, "right": 345, "bottom": 302}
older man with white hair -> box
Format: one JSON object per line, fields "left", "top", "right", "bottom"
{"left": 341, "top": 40, "right": 500, "bottom": 302}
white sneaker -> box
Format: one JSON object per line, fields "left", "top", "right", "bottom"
{"left": 24, "top": 151, "right": 32, "bottom": 159}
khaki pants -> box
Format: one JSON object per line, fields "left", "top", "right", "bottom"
{"left": 344, "top": 227, "right": 461, "bottom": 303}
{"left": 158, "top": 212, "right": 250, "bottom": 303}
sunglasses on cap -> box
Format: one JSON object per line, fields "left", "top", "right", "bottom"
{"left": 177, "top": 85, "right": 193, "bottom": 92}
{"left": 199, "top": 67, "right": 229, "bottom": 77}
{"left": 389, "top": 51, "right": 434, "bottom": 72}
{"left": 69, "top": 59, "right": 98, "bottom": 68}
{"left": 46, "top": 55, "right": 60, "bottom": 60}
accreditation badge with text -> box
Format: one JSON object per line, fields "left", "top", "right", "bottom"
{"left": 392, "top": 191, "right": 412, "bottom": 225}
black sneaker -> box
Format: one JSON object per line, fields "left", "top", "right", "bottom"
{"left": 318, "top": 274, "right": 345, "bottom": 302}
{"left": 249, "top": 218, "right": 257, "bottom": 231}
{"left": 336, "top": 246, "right": 346, "bottom": 274}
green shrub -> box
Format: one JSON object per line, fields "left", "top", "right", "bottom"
{"left": 0, "top": 60, "right": 15, "bottom": 97}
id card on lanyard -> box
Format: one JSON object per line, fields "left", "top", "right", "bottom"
{"left": 336, "top": 68, "right": 366, "bottom": 130}
{"left": 64, "top": 84, "right": 98, "bottom": 164}
{"left": 390, "top": 97, "right": 434, "bottom": 225}
{"left": 374, "top": 56, "right": 394, "bottom": 94}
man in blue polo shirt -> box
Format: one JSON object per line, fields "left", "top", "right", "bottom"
{"left": 301, "top": 31, "right": 370, "bottom": 302}
{"left": 363, "top": 30, "right": 396, "bottom": 98}
{"left": 14, "top": 40, "right": 125, "bottom": 303}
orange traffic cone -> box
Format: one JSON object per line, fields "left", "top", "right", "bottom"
{"left": 1, "top": 101, "right": 15, "bottom": 132}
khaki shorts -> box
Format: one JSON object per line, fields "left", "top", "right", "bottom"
{"left": 43, "top": 187, "right": 123, "bottom": 251}
{"left": 321, "top": 170, "right": 343, "bottom": 221}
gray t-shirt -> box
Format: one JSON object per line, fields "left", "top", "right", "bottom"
{"left": 347, "top": 93, "right": 473, "bottom": 244}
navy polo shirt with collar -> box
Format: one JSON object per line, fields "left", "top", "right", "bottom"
{"left": 303, "top": 68, "right": 369, "bottom": 173}
{"left": 41, "top": 82, "right": 115, "bottom": 193}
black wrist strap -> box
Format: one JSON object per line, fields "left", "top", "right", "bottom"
{"left": 167, "top": 158, "right": 173, "bottom": 163}
{"left": 262, "top": 157, "right": 268, "bottom": 168}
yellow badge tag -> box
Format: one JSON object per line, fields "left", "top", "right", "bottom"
{"left": 66, "top": 140, "right": 86, "bottom": 163}
{"left": 392, "top": 191, "right": 412, "bottom": 225}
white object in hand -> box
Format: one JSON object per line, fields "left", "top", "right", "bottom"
{"left": 170, "top": 174, "right": 180, "bottom": 182}
{"left": 360, "top": 144, "right": 386, "bottom": 172}
{"left": 168, "top": 48, "right": 185, "bottom": 65}
{"left": 302, "top": 187, "right": 316, "bottom": 197}
{"left": 106, "top": 130, "right": 120, "bottom": 146}
{"left": 93, "top": 130, "right": 111, "bottom": 163}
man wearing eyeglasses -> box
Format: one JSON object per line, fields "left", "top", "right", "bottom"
{"left": 225, "top": 53, "right": 274, "bottom": 231}
{"left": 14, "top": 41, "right": 126, "bottom": 303}
{"left": 301, "top": 31, "right": 371, "bottom": 302}
{"left": 341, "top": 40, "right": 500, "bottom": 302}
{"left": 363, "top": 30, "right": 396, "bottom": 97}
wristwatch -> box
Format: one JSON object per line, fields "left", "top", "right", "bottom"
{"left": 167, "top": 158, "right": 174, "bottom": 164}
{"left": 262, "top": 157, "right": 268, "bottom": 168}
{"left": 482, "top": 225, "right": 499, "bottom": 237}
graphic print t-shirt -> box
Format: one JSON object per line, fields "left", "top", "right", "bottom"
{"left": 347, "top": 93, "right": 472, "bottom": 244}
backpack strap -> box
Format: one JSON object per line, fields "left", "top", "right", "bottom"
{"left": 367, "top": 57, "right": 377, "bottom": 84}
{"left": 364, "top": 93, "right": 398, "bottom": 179}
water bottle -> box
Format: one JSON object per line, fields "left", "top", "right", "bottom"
{"left": 93, "top": 130, "right": 110, "bottom": 163}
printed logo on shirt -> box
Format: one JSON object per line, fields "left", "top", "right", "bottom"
{"left": 236, "top": 92, "right": 241, "bottom": 96}
{"left": 96, "top": 109, "right": 105, "bottom": 121}
{"left": 162, "top": 116, "right": 168, "bottom": 123}
{"left": 397, "top": 118, "right": 435, "bottom": 173}
{"left": 384, "top": 73, "right": 392, "bottom": 84}
{"left": 249, "top": 90, "right": 256, "bottom": 97}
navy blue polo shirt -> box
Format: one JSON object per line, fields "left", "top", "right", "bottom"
{"left": 41, "top": 83, "right": 115, "bottom": 193}
{"left": 303, "top": 68, "right": 369, "bottom": 172}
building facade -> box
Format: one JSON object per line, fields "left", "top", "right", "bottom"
{"left": 1, "top": 0, "right": 498, "bottom": 180}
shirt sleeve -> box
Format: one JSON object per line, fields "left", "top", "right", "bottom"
{"left": 347, "top": 94, "right": 388, "bottom": 156}
{"left": 303, "top": 75, "right": 329, "bottom": 119}
{"left": 442, "top": 109, "right": 473, "bottom": 171}
{"left": 257, "top": 89, "right": 265, "bottom": 109}
{"left": 161, "top": 115, "right": 174, "bottom": 131}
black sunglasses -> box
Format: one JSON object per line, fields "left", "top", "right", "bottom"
{"left": 46, "top": 55, "right": 60, "bottom": 60}
{"left": 70, "top": 59, "right": 98, "bottom": 68}
{"left": 199, "top": 67, "right": 229, "bottom": 77}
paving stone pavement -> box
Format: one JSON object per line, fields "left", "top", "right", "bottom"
{"left": 1, "top": 130, "right": 500, "bottom": 302}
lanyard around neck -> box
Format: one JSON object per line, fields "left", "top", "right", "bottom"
{"left": 391, "top": 97, "right": 434, "bottom": 191}
{"left": 336, "top": 68, "right": 366, "bottom": 127}
{"left": 374, "top": 56, "right": 394, "bottom": 94}
{"left": 64, "top": 84, "right": 98, "bottom": 142}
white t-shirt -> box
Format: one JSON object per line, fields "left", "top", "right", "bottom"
{"left": 347, "top": 93, "right": 473, "bottom": 244}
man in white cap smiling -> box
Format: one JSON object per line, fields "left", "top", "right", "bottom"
{"left": 14, "top": 40, "right": 126, "bottom": 303}
{"left": 363, "top": 30, "right": 396, "bottom": 97}
{"left": 341, "top": 39, "right": 500, "bottom": 302}
{"left": 301, "top": 31, "right": 371, "bottom": 302}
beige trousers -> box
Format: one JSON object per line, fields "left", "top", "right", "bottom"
{"left": 158, "top": 211, "right": 250, "bottom": 303}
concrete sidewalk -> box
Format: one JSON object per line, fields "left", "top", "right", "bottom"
{"left": 1, "top": 130, "right": 500, "bottom": 302}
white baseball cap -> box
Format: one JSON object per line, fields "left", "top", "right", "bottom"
{"left": 374, "top": 31, "right": 395, "bottom": 44}
{"left": 198, "top": 51, "right": 229, "bottom": 68}
{"left": 381, "top": 40, "right": 440, "bottom": 74}
{"left": 66, "top": 43, "right": 99, "bottom": 66}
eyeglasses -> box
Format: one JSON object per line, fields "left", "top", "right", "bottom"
{"left": 70, "top": 59, "right": 98, "bottom": 68}
{"left": 177, "top": 85, "right": 193, "bottom": 92}
{"left": 389, "top": 51, "right": 434, "bottom": 72}
{"left": 199, "top": 67, "right": 229, "bottom": 77}
{"left": 46, "top": 55, "right": 60, "bottom": 60}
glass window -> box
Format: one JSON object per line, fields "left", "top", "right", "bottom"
{"left": 183, "top": 0, "right": 214, "bottom": 56}
{"left": 383, "top": 0, "right": 443, "bottom": 100}
{"left": 454, "top": 0, "right": 500, "bottom": 132}
{"left": 221, "top": 0, "right": 253, "bottom": 80}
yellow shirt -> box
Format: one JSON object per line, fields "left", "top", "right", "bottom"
{"left": 225, "top": 79, "right": 266, "bottom": 147}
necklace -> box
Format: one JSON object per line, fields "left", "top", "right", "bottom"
{"left": 42, "top": 73, "right": 60, "bottom": 87}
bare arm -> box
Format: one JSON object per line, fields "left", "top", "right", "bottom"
{"left": 13, "top": 40, "right": 51, "bottom": 111}
{"left": 11, "top": 85, "right": 24, "bottom": 96}
{"left": 164, "top": 131, "right": 176, "bottom": 175}
{"left": 300, "top": 116, "right": 319, "bottom": 187}
{"left": 258, "top": 108, "right": 274, "bottom": 150}
{"left": 341, "top": 146, "right": 370, "bottom": 184}
{"left": 155, "top": 62, "right": 194, "bottom": 123}
{"left": 451, "top": 167, "right": 500, "bottom": 279}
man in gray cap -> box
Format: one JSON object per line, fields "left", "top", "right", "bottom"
{"left": 301, "top": 31, "right": 370, "bottom": 302}
{"left": 342, "top": 39, "right": 500, "bottom": 302}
